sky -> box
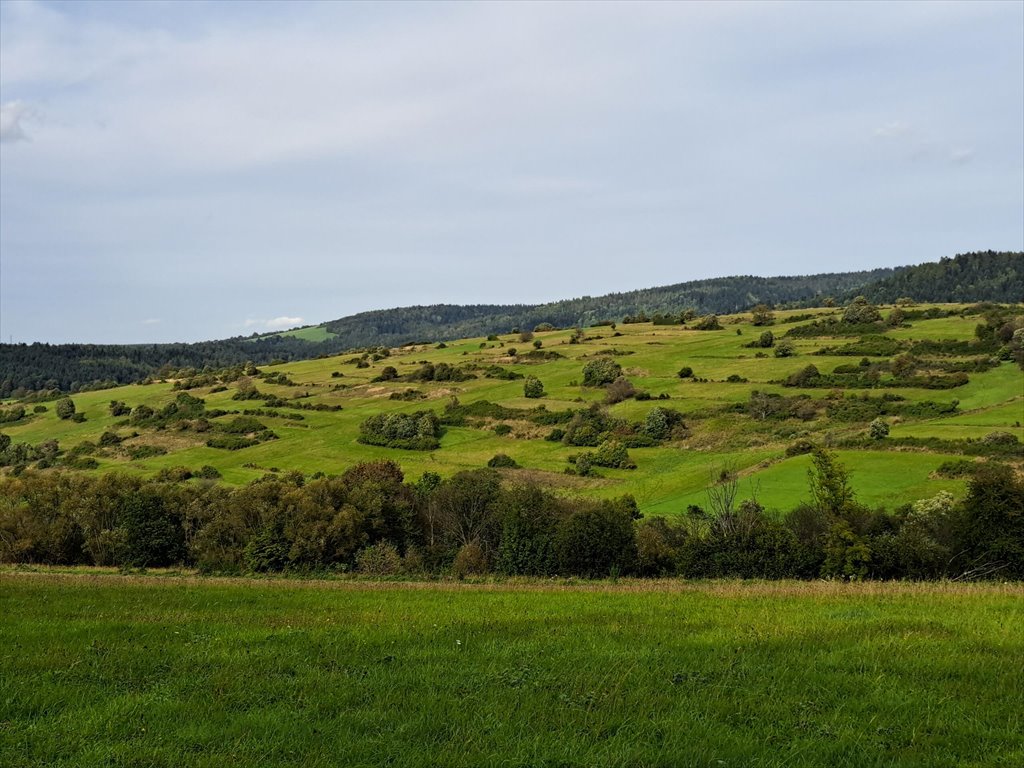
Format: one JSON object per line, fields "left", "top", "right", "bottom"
{"left": 1, "top": 0, "right": 1022, "bottom": 344}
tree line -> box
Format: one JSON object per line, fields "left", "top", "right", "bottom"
{"left": 1, "top": 450, "right": 1020, "bottom": 581}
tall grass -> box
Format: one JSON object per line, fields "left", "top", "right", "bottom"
{"left": 2, "top": 573, "right": 1021, "bottom": 767}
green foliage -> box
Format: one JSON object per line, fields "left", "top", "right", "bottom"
{"left": 555, "top": 496, "right": 639, "bottom": 578}
{"left": 109, "top": 400, "right": 132, "bottom": 416}
{"left": 0, "top": 406, "right": 26, "bottom": 424}
{"left": 356, "top": 541, "right": 403, "bottom": 576}
{"left": 821, "top": 520, "right": 872, "bottom": 580}
{"left": 55, "top": 398, "right": 76, "bottom": 420}
{"left": 868, "top": 418, "right": 890, "bottom": 440}
{"left": 206, "top": 435, "right": 260, "bottom": 451}
{"left": 523, "top": 375, "right": 545, "bottom": 399}
{"left": 691, "top": 314, "right": 722, "bottom": 330}
{"left": 773, "top": 340, "right": 796, "bottom": 358}
{"left": 842, "top": 296, "right": 882, "bottom": 325}
{"left": 486, "top": 454, "right": 519, "bottom": 469}
{"left": 581, "top": 358, "right": 622, "bottom": 386}
{"left": 807, "top": 448, "right": 857, "bottom": 518}
{"left": 751, "top": 304, "right": 775, "bottom": 326}
{"left": 955, "top": 462, "right": 1024, "bottom": 578}
{"left": 358, "top": 411, "right": 442, "bottom": 450}
{"left": 642, "top": 406, "right": 686, "bottom": 441}
{"left": 372, "top": 366, "right": 399, "bottom": 382}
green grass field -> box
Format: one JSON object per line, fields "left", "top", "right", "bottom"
{"left": 1, "top": 573, "right": 1020, "bottom": 768}
{"left": 2, "top": 305, "right": 1021, "bottom": 515}
{"left": 271, "top": 325, "right": 339, "bottom": 342}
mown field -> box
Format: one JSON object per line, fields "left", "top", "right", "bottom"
{"left": 0, "top": 573, "right": 1021, "bottom": 768}
{"left": 2, "top": 304, "right": 1021, "bottom": 516}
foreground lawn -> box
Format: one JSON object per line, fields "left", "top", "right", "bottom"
{"left": 1, "top": 574, "right": 1021, "bottom": 767}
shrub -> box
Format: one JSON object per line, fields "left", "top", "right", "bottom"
{"left": 786, "top": 439, "right": 815, "bottom": 457}
{"left": 356, "top": 541, "right": 403, "bottom": 576}
{"left": 642, "top": 406, "right": 686, "bottom": 441}
{"left": 677, "top": 366, "right": 694, "bottom": 379}
{"left": 582, "top": 358, "right": 622, "bottom": 386}
{"left": 843, "top": 296, "right": 882, "bottom": 325}
{"left": 751, "top": 304, "right": 775, "bottom": 326}
{"left": 494, "top": 424, "right": 512, "bottom": 436}
{"left": 372, "top": 366, "right": 399, "bottom": 382}
{"left": 0, "top": 406, "right": 26, "bottom": 424}
{"left": 198, "top": 465, "right": 222, "bottom": 479}
{"left": 692, "top": 315, "right": 722, "bottom": 331}
{"left": 593, "top": 439, "right": 636, "bottom": 469}
{"left": 982, "top": 431, "right": 1019, "bottom": 446}
{"left": 109, "top": 400, "right": 131, "bottom": 416}
{"left": 98, "top": 431, "right": 122, "bottom": 447}
{"left": 55, "top": 398, "right": 76, "bottom": 420}
{"left": 487, "top": 453, "right": 519, "bottom": 469}
{"left": 934, "top": 459, "right": 978, "bottom": 478}
{"left": 774, "top": 340, "right": 796, "bottom": 357}
{"left": 523, "top": 375, "right": 545, "bottom": 399}
{"left": 604, "top": 376, "right": 637, "bottom": 404}
{"left": 358, "top": 411, "right": 442, "bottom": 450}
{"left": 869, "top": 418, "right": 890, "bottom": 440}
{"left": 453, "top": 540, "right": 489, "bottom": 577}
{"left": 206, "top": 435, "right": 259, "bottom": 450}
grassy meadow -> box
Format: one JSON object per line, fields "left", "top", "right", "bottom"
{"left": 2, "top": 304, "right": 1022, "bottom": 516}
{"left": 0, "top": 572, "right": 1021, "bottom": 767}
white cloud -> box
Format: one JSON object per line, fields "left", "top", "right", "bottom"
{"left": 873, "top": 120, "right": 911, "bottom": 139}
{"left": 949, "top": 147, "right": 976, "bottom": 165}
{"left": 142, "top": 317, "right": 161, "bottom": 325}
{"left": 0, "top": 101, "right": 30, "bottom": 142}
{"left": 245, "top": 316, "right": 305, "bottom": 330}
{"left": 265, "top": 316, "right": 304, "bottom": 330}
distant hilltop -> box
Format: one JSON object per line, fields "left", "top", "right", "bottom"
{"left": 1, "top": 250, "right": 1020, "bottom": 396}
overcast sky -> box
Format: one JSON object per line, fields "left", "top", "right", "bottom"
{"left": 1, "top": 0, "right": 1022, "bottom": 344}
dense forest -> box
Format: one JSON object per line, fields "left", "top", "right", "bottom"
{"left": 1, "top": 251, "right": 1019, "bottom": 396}
{"left": 855, "top": 251, "right": 1023, "bottom": 304}
{"left": 319, "top": 267, "right": 901, "bottom": 347}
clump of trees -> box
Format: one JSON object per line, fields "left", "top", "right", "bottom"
{"left": 358, "top": 411, "right": 443, "bottom": 450}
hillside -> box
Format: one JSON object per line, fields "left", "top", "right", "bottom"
{"left": 2, "top": 299, "right": 1021, "bottom": 519}
{"left": 1, "top": 251, "right": 1020, "bottom": 397}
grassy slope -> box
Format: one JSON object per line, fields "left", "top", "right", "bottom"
{"left": 271, "top": 325, "right": 338, "bottom": 342}
{"left": 1, "top": 574, "right": 1021, "bottom": 768}
{"left": 2, "top": 305, "right": 1021, "bottom": 514}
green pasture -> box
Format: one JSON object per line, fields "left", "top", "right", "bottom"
{"left": 1, "top": 574, "right": 1021, "bottom": 768}
{"left": 1, "top": 306, "right": 1021, "bottom": 515}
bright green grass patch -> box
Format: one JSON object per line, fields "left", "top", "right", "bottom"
{"left": 724, "top": 450, "right": 970, "bottom": 512}
{"left": 1, "top": 575, "right": 1021, "bottom": 768}
{"left": 272, "top": 325, "right": 338, "bottom": 342}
